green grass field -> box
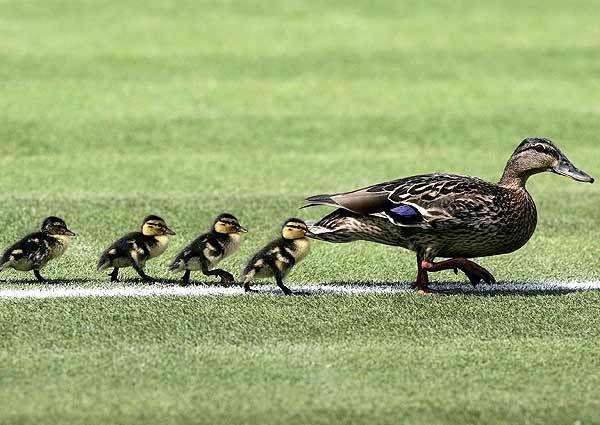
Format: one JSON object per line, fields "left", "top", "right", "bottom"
{"left": 2, "top": 0, "right": 600, "bottom": 423}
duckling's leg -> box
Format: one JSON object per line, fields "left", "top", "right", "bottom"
{"left": 109, "top": 268, "right": 119, "bottom": 283}
{"left": 421, "top": 258, "right": 495, "bottom": 286}
{"left": 181, "top": 270, "right": 191, "bottom": 286}
{"left": 243, "top": 269, "right": 259, "bottom": 293}
{"left": 266, "top": 260, "right": 293, "bottom": 296}
{"left": 33, "top": 270, "right": 46, "bottom": 283}
{"left": 132, "top": 263, "right": 153, "bottom": 282}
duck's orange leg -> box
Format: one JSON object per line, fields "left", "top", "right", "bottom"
{"left": 421, "top": 258, "right": 495, "bottom": 286}
{"left": 411, "top": 257, "right": 441, "bottom": 293}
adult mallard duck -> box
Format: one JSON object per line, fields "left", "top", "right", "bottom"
{"left": 303, "top": 137, "right": 594, "bottom": 292}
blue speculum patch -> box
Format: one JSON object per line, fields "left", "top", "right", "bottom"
{"left": 387, "top": 204, "right": 422, "bottom": 224}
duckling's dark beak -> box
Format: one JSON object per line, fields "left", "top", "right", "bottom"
{"left": 164, "top": 227, "right": 176, "bottom": 236}
{"left": 64, "top": 229, "right": 76, "bottom": 237}
{"left": 238, "top": 225, "right": 248, "bottom": 233}
{"left": 553, "top": 156, "right": 594, "bottom": 183}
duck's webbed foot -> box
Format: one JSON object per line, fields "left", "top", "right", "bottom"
{"left": 411, "top": 264, "right": 430, "bottom": 291}
{"left": 422, "top": 258, "right": 495, "bottom": 286}
{"left": 411, "top": 266, "right": 453, "bottom": 294}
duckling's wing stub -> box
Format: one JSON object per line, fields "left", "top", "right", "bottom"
{"left": 1, "top": 233, "right": 49, "bottom": 269}
{"left": 242, "top": 240, "right": 280, "bottom": 277}
{"left": 169, "top": 247, "right": 192, "bottom": 270}
{"left": 170, "top": 234, "right": 226, "bottom": 271}
{"left": 98, "top": 232, "right": 148, "bottom": 270}
{"left": 169, "top": 240, "right": 204, "bottom": 270}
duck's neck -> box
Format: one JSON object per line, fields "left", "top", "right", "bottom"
{"left": 498, "top": 156, "right": 538, "bottom": 189}
{"left": 499, "top": 169, "right": 529, "bottom": 189}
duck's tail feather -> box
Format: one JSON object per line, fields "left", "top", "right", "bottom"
{"left": 301, "top": 194, "right": 339, "bottom": 209}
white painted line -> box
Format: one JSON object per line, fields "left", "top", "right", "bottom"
{"left": 0, "top": 281, "right": 599, "bottom": 299}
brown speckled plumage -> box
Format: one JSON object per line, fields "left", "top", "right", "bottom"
{"left": 304, "top": 137, "right": 593, "bottom": 290}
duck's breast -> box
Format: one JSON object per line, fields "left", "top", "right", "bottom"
{"left": 436, "top": 187, "right": 537, "bottom": 258}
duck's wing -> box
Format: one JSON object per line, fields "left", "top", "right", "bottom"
{"left": 1, "top": 233, "right": 49, "bottom": 268}
{"left": 305, "top": 173, "right": 496, "bottom": 228}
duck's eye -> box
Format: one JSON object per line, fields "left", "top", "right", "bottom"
{"left": 387, "top": 204, "right": 422, "bottom": 224}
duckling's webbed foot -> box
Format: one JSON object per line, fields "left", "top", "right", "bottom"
{"left": 269, "top": 264, "right": 293, "bottom": 295}
{"left": 421, "top": 259, "right": 495, "bottom": 286}
{"left": 139, "top": 273, "right": 154, "bottom": 282}
{"left": 181, "top": 270, "right": 191, "bottom": 286}
{"left": 217, "top": 270, "right": 235, "bottom": 285}
{"left": 132, "top": 264, "right": 153, "bottom": 282}
{"left": 33, "top": 270, "right": 46, "bottom": 283}
{"left": 202, "top": 267, "right": 234, "bottom": 285}
{"left": 243, "top": 280, "right": 258, "bottom": 293}
{"left": 278, "top": 284, "right": 294, "bottom": 296}
{"left": 109, "top": 268, "right": 119, "bottom": 283}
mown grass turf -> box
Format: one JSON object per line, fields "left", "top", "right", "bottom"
{"left": 2, "top": 294, "right": 600, "bottom": 425}
{"left": 1, "top": 0, "right": 600, "bottom": 423}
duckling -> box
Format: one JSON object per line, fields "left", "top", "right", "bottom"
{"left": 169, "top": 213, "right": 248, "bottom": 286}
{"left": 0, "top": 217, "right": 76, "bottom": 282}
{"left": 242, "top": 218, "right": 311, "bottom": 295}
{"left": 97, "top": 215, "right": 176, "bottom": 282}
